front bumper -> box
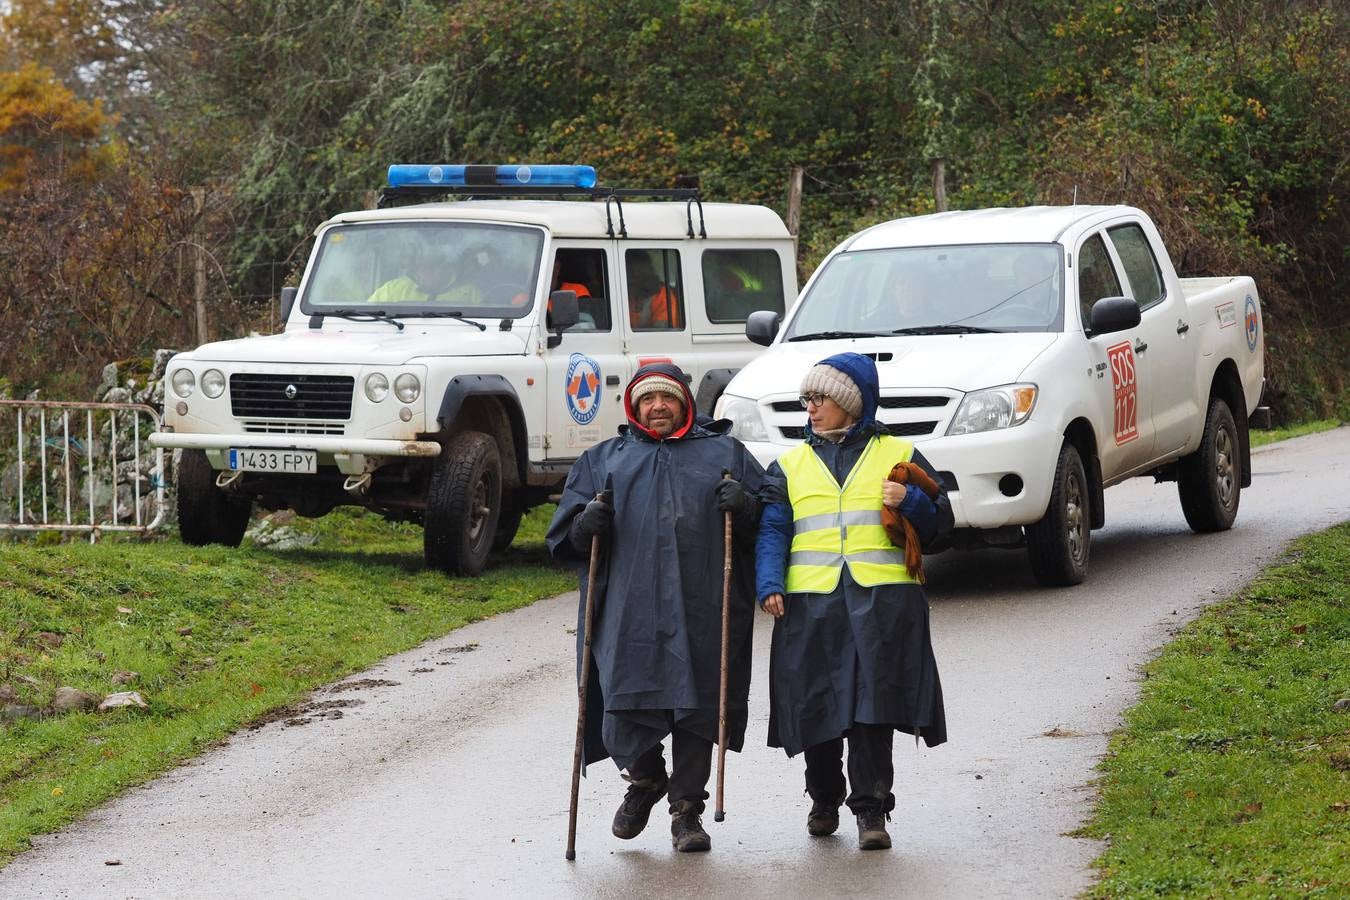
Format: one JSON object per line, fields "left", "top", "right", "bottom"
{"left": 743, "top": 419, "right": 1063, "bottom": 530}
{"left": 148, "top": 432, "right": 441, "bottom": 476}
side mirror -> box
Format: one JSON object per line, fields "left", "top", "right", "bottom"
{"left": 547, "top": 290, "right": 579, "bottom": 348}
{"left": 1089, "top": 296, "right": 1141, "bottom": 336}
{"left": 279, "top": 287, "right": 299, "bottom": 325}
{"left": 745, "top": 309, "right": 781, "bottom": 347}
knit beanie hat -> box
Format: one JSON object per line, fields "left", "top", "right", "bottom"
{"left": 628, "top": 373, "right": 686, "bottom": 406}
{"left": 800, "top": 363, "right": 863, "bottom": 419}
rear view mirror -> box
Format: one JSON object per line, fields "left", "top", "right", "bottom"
{"left": 547, "top": 290, "right": 579, "bottom": 348}
{"left": 279, "top": 287, "right": 298, "bottom": 325}
{"left": 746, "top": 310, "right": 781, "bottom": 347}
{"left": 1089, "top": 296, "right": 1141, "bottom": 336}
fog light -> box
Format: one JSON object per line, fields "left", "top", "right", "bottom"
{"left": 175, "top": 401, "right": 188, "bottom": 416}
{"left": 399, "top": 407, "right": 412, "bottom": 422}
{"left": 998, "top": 474, "right": 1024, "bottom": 497}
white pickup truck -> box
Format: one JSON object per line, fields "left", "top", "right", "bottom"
{"left": 716, "top": 205, "right": 1266, "bottom": 585}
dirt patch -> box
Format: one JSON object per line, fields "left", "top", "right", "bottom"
{"left": 246, "top": 696, "right": 367, "bottom": 730}
{"left": 438, "top": 643, "right": 479, "bottom": 655}
{"left": 328, "top": 679, "right": 400, "bottom": 693}
{"left": 1041, "top": 727, "right": 1085, "bottom": 738}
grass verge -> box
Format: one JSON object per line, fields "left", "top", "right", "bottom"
{"left": 1082, "top": 522, "right": 1350, "bottom": 897}
{"left": 1251, "top": 418, "right": 1342, "bottom": 448}
{"left": 0, "top": 506, "right": 571, "bottom": 867}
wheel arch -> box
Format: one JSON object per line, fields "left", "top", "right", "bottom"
{"left": 436, "top": 375, "right": 529, "bottom": 489}
{"left": 1208, "top": 359, "right": 1252, "bottom": 488}
{"left": 1062, "top": 416, "right": 1105, "bottom": 529}
{"left": 695, "top": 368, "right": 738, "bottom": 417}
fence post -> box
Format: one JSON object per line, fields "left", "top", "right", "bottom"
{"left": 192, "top": 187, "right": 209, "bottom": 345}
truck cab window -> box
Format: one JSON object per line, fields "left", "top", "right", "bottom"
{"left": 1107, "top": 223, "right": 1165, "bottom": 310}
{"left": 1077, "top": 233, "right": 1124, "bottom": 331}
{"left": 550, "top": 248, "right": 610, "bottom": 331}
{"left": 626, "top": 249, "right": 684, "bottom": 331}
{"left": 702, "top": 249, "right": 785, "bottom": 323}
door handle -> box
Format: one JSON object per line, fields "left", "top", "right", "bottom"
{"left": 606, "top": 375, "right": 620, "bottom": 385}
{"left": 1134, "top": 339, "right": 1148, "bottom": 353}
{"left": 1176, "top": 321, "right": 1190, "bottom": 335}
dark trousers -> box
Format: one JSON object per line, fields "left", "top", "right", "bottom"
{"left": 803, "top": 722, "right": 895, "bottom": 815}
{"left": 627, "top": 727, "right": 714, "bottom": 814}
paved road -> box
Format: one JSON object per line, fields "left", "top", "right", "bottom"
{"left": 2, "top": 429, "right": 1346, "bottom": 900}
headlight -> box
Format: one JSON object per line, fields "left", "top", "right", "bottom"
{"left": 364, "top": 372, "right": 389, "bottom": 403}
{"left": 394, "top": 373, "right": 421, "bottom": 403}
{"left": 716, "top": 394, "right": 770, "bottom": 443}
{"left": 170, "top": 368, "right": 196, "bottom": 398}
{"left": 946, "top": 383, "right": 1038, "bottom": 435}
{"left": 201, "top": 369, "right": 226, "bottom": 399}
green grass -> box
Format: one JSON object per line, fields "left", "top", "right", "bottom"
{"left": 0, "top": 506, "right": 571, "bottom": 867}
{"left": 1251, "top": 418, "right": 1342, "bottom": 448}
{"left": 1083, "top": 523, "right": 1350, "bottom": 898}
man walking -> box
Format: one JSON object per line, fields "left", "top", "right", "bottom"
{"left": 756, "top": 352, "right": 949, "bottom": 850}
{"left": 547, "top": 363, "right": 764, "bottom": 852}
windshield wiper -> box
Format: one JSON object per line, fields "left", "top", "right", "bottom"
{"left": 891, "top": 325, "right": 1004, "bottom": 335}
{"left": 786, "top": 330, "right": 886, "bottom": 342}
{"left": 414, "top": 311, "right": 488, "bottom": 331}
{"left": 310, "top": 309, "right": 405, "bottom": 331}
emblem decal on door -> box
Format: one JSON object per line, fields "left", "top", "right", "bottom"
{"left": 1107, "top": 340, "right": 1138, "bottom": 446}
{"left": 565, "top": 353, "right": 602, "bottom": 425}
{"left": 1244, "top": 295, "right": 1259, "bottom": 352}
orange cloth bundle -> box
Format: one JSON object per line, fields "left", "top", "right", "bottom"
{"left": 881, "top": 461, "right": 942, "bottom": 583}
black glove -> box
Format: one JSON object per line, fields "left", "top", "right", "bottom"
{"left": 715, "top": 477, "right": 751, "bottom": 516}
{"left": 571, "top": 495, "right": 614, "bottom": 544}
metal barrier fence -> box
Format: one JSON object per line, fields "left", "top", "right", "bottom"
{"left": 0, "top": 399, "right": 168, "bottom": 538}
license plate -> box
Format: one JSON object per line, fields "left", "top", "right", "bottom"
{"left": 227, "top": 448, "right": 317, "bottom": 474}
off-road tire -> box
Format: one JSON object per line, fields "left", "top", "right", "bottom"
{"left": 491, "top": 493, "right": 525, "bottom": 553}
{"left": 424, "top": 431, "right": 501, "bottom": 575}
{"left": 175, "top": 449, "right": 251, "bottom": 547}
{"left": 1177, "top": 397, "right": 1240, "bottom": 533}
{"left": 1025, "top": 441, "right": 1090, "bottom": 586}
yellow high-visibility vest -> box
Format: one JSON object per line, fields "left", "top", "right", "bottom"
{"left": 781, "top": 434, "right": 917, "bottom": 593}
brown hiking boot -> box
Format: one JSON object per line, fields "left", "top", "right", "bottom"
{"left": 807, "top": 797, "right": 843, "bottom": 836}
{"left": 670, "top": 802, "right": 711, "bottom": 853}
{"left": 612, "top": 776, "right": 668, "bottom": 840}
{"left": 857, "top": 811, "right": 891, "bottom": 850}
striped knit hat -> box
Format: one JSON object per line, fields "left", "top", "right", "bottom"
{"left": 628, "top": 373, "right": 685, "bottom": 406}
{"left": 801, "top": 363, "right": 863, "bottom": 420}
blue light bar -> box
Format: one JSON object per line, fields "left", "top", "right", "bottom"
{"left": 387, "top": 164, "right": 597, "bottom": 190}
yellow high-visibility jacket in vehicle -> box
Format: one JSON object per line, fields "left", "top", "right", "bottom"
{"left": 781, "top": 434, "right": 918, "bottom": 593}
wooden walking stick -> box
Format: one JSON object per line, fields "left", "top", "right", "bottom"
{"left": 714, "top": 472, "right": 734, "bottom": 823}
{"left": 566, "top": 490, "right": 608, "bottom": 861}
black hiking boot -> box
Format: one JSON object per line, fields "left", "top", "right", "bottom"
{"left": 807, "top": 796, "right": 843, "bottom": 837}
{"left": 856, "top": 810, "right": 892, "bottom": 850}
{"left": 670, "top": 801, "right": 711, "bottom": 853}
{"left": 612, "top": 776, "right": 669, "bottom": 840}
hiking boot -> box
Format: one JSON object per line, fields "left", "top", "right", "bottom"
{"left": 857, "top": 811, "right": 891, "bottom": 850}
{"left": 612, "top": 776, "right": 668, "bottom": 840}
{"left": 671, "top": 805, "right": 711, "bottom": 853}
{"left": 807, "top": 797, "right": 843, "bottom": 836}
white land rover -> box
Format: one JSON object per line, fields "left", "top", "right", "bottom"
{"left": 717, "top": 204, "right": 1265, "bottom": 586}
{"left": 150, "top": 164, "right": 797, "bottom": 574}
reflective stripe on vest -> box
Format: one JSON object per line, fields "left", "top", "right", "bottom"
{"left": 781, "top": 434, "right": 918, "bottom": 593}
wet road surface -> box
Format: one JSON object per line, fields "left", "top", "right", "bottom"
{"left": 1, "top": 429, "right": 1346, "bottom": 899}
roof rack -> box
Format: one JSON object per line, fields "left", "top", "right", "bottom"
{"left": 376, "top": 184, "right": 707, "bottom": 239}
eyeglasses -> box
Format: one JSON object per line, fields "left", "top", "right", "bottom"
{"left": 798, "top": 392, "right": 830, "bottom": 409}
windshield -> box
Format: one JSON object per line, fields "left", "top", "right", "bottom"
{"left": 299, "top": 221, "right": 545, "bottom": 319}
{"left": 785, "top": 243, "right": 1064, "bottom": 338}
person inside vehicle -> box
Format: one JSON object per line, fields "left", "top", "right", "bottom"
{"left": 628, "top": 254, "right": 681, "bottom": 329}
{"left": 367, "top": 242, "right": 480, "bottom": 304}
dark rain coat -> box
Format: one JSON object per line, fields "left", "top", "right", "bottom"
{"left": 546, "top": 363, "right": 765, "bottom": 771}
{"left": 755, "top": 352, "right": 950, "bottom": 756}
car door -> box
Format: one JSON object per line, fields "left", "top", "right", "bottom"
{"left": 1105, "top": 221, "right": 1195, "bottom": 460}
{"left": 543, "top": 243, "right": 628, "bottom": 459}
{"left": 1075, "top": 230, "right": 1155, "bottom": 477}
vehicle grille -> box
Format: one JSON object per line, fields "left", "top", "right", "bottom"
{"left": 230, "top": 374, "right": 354, "bottom": 420}
{"left": 241, "top": 420, "right": 345, "bottom": 435}
{"left": 779, "top": 421, "right": 940, "bottom": 440}
{"left": 769, "top": 395, "right": 951, "bottom": 413}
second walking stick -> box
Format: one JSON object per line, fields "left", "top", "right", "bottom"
{"left": 714, "top": 473, "right": 734, "bottom": 822}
